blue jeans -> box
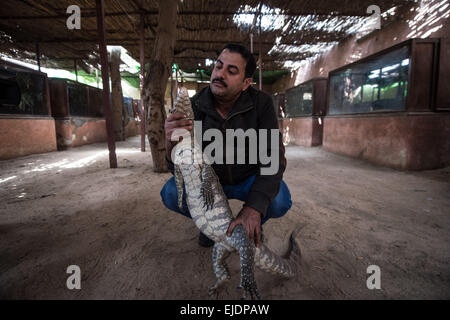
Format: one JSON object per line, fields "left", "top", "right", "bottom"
{"left": 160, "top": 175, "right": 292, "bottom": 225}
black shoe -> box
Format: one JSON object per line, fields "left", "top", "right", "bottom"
{"left": 198, "top": 232, "right": 214, "bottom": 248}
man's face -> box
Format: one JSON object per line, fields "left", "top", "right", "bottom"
{"left": 210, "top": 49, "right": 252, "bottom": 101}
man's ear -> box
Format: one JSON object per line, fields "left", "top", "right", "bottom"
{"left": 242, "top": 77, "right": 252, "bottom": 91}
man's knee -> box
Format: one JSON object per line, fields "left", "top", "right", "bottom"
{"left": 266, "top": 181, "right": 292, "bottom": 219}
{"left": 270, "top": 196, "right": 292, "bottom": 217}
{"left": 160, "top": 177, "right": 178, "bottom": 211}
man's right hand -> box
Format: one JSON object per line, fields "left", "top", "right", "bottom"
{"left": 164, "top": 112, "right": 193, "bottom": 158}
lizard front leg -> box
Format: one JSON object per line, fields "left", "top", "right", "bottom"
{"left": 200, "top": 164, "right": 215, "bottom": 210}
{"left": 174, "top": 165, "right": 184, "bottom": 211}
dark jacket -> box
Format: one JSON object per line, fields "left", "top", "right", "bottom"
{"left": 167, "top": 85, "right": 286, "bottom": 217}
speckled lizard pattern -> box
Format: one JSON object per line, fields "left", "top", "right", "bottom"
{"left": 171, "top": 88, "right": 301, "bottom": 300}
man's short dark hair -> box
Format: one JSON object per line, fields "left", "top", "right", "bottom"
{"left": 221, "top": 43, "right": 256, "bottom": 79}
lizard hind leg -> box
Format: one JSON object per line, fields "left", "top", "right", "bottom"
{"left": 209, "top": 243, "right": 231, "bottom": 298}
{"left": 230, "top": 225, "right": 262, "bottom": 300}
{"left": 238, "top": 245, "right": 261, "bottom": 300}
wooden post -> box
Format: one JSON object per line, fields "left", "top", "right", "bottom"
{"left": 110, "top": 48, "right": 125, "bottom": 141}
{"left": 96, "top": 0, "right": 117, "bottom": 168}
{"left": 142, "top": 0, "right": 178, "bottom": 172}
{"left": 36, "top": 43, "right": 41, "bottom": 72}
{"left": 74, "top": 59, "right": 78, "bottom": 82}
{"left": 139, "top": 12, "right": 146, "bottom": 152}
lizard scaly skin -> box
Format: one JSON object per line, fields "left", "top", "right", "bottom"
{"left": 170, "top": 87, "right": 301, "bottom": 299}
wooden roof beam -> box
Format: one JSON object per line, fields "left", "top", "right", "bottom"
{"left": 12, "top": 38, "right": 329, "bottom": 46}
{"left": 0, "top": 10, "right": 368, "bottom": 20}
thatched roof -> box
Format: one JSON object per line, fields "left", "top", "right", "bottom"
{"left": 0, "top": 0, "right": 415, "bottom": 75}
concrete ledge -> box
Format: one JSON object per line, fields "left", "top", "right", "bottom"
{"left": 0, "top": 118, "right": 57, "bottom": 160}
{"left": 323, "top": 113, "right": 450, "bottom": 170}
{"left": 0, "top": 114, "right": 53, "bottom": 120}
{"left": 125, "top": 119, "right": 140, "bottom": 138}
{"left": 280, "top": 117, "right": 323, "bottom": 147}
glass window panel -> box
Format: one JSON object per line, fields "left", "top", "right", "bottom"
{"left": 329, "top": 45, "right": 410, "bottom": 115}
{"left": 284, "top": 82, "right": 313, "bottom": 117}
{"left": 87, "top": 87, "right": 103, "bottom": 117}
{"left": 123, "top": 97, "right": 134, "bottom": 118}
{"left": 0, "top": 67, "right": 48, "bottom": 115}
{"left": 68, "top": 82, "right": 88, "bottom": 116}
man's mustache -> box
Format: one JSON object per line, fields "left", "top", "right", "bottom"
{"left": 212, "top": 78, "right": 227, "bottom": 87}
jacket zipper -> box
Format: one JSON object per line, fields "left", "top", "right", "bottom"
{"left": 225, "top": 105, "right": 253, "bottom": 121}
{"left": 222, "top": 105, "right": 253, "bottom": 185}
{"left": 227, "top": 165, "right": 233, "bottom": 185}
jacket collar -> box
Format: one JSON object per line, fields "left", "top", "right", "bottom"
{"left": 195, "top": 85, "right": 254, "bottom": 121}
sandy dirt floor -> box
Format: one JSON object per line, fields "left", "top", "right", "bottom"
{"left": 0, "top": 136, "right": 449, "bottom": 299}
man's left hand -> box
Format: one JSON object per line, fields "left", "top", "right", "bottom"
{"left": 227, "top": 206, "right": 262, "bottom": 247}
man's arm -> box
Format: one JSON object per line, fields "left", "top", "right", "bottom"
{"left": 245, "top": 94, "right": 286, "bottom": 217}
{"left": 227, "top": 93, "right": 286, "bottom": 247}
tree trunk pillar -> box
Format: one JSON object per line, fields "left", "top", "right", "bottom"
{"left": 142, "top": 0, "right": 178, "bottom": 172}
{"left": 110, "top": 47, "right": 125, "bottom": 141}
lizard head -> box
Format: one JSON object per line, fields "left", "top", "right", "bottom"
{"left": 170, "top": 87, "right": 194, "bottom": 120}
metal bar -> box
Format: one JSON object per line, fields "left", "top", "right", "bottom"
{"left": 377, "top": 67, "right": 381, "bottom": 101}
{"left": 258, "top": 20, "right": 262, "bottom": 91}
{"left": 74, "top": 59, "right": 78, "bottom": 82}
{"left": 175, "top": 68, "right": 178, "bottom": 94}
{"left": 44, "top": 75, "right": 51, "bottom": 115}
{"left": 36, "top": 42, "right": 41, "bottom": 71}
{"left": 96, "top": 0, "right": 117, "bottom": 168}
{"left": 139, "top": 12, "right": 146, "bottom": 152}
{"left": 170, "top": 70, "right": 174, "bottom": 108}
{"left": 86, "top": 85, "right": 90, "bottom": 116}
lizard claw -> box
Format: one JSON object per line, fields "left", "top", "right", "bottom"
{"left": 239, "top": 277, "right": 261, "bottom": 300}
{"left": 200, "top": 165, "right": 215, "bottom": 210}
{"left": 209, "top": 278, "right": 229, "bottom": 299}
{"left": 241, "top": 285, "right": 261, "bottom": 300}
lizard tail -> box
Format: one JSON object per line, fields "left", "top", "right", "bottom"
{"left": 254, "top": 227, "right": 302, "bottom": 278}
